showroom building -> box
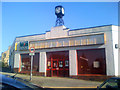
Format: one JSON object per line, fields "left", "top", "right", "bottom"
{"left": 9, "top": 24, "right": 119, "bottom": 77}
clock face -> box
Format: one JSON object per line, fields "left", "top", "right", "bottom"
{"left": 62, "top": 8, "right": 64, "bottom": 14}
{"left": 55, "top": 7, "right": 61, "bottom": 14}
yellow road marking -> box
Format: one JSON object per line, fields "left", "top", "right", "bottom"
{"left": 43, "top": 86, "right": 97, "bottom": 88}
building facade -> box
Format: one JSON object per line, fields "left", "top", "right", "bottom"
{"left": 9, "top": 25, "right": 119, "bottom": 77}
{"left": 2, "top": 46, "right": 11, "bottom": 67}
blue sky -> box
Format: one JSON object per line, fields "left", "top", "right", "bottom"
{"left": 1, "top": 2, "right": 118, "bottom": 54}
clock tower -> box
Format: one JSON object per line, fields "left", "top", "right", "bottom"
{"left": 55, "top": 5, "right": 65, "bottom": 26}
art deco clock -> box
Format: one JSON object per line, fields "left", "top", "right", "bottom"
{"left": 55, "top": 5, "right": 64, "bottom": 18}
{"left": 55, "top": 5, "right": 65, "bottom": 26}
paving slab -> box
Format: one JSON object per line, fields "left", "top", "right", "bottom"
{"left": 0, "top": 72, "right": 102, "bottom": 88}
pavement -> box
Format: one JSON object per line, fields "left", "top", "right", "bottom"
{"left": 0, "top": 72, "right": 102, "bottom": 88}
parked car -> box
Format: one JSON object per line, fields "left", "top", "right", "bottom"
{"left": 97, "top": 77, "right": 120, "bottom": 89}
{"left": 0, "top": 74, "right": 44, "bottom": 90}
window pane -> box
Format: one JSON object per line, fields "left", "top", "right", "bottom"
{"left": 77, "top": 49, "right": 106, "bottom": 75}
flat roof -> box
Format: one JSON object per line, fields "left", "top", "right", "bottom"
{"left": 69, "top": 24, "right": 114, "bottom": 31}
{"left": 16, "top": 33, "right": 45, "bottom": 38}
{"left": 15, "top": 24, "right": 116, "bottom": 38}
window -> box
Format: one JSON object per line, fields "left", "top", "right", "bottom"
{"left": 53, "top": 61, "right": 57, "bottom": 68}
{"left": 77, "top": 49, "right": 106, "bottom": 74}
{"left": 47, "top": 61, "right": 51, "bottom": 67}
{"left": 65, "top": 60, "right": 69, "bottom": 67}
{"left": 59, "top": 61, "right": 63, "bottom": 67}
{"left": 21, "top": 53, "right": 39, "bottom": 71}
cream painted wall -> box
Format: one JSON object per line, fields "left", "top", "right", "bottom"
{"left": 69, "top": 50, "right": 77, "bottom": 76}
{"left": 11, "top": 25, "right": 119, "bottom": 76}
{"left": 112, "top": 26, "right": 118, "bottom": 76}
{"left": 46, "top": 25, "right": 69, "bottom": 39}
{"left": 39, "top": 52, "right": 47, "bottom": 76}
{"left": 14, "top": 53, "right": 20, "bottom": 68}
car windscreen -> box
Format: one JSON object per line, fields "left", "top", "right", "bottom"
{"left": 100, "top": 78, "right": 119, "bottom": 88}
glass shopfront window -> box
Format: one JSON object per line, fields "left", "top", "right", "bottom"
{"left": 21, "top": 53, "right": 39, "bottom": 72}
{"left": 46, "top": 51, "right": 69, "bottom": 77}
{"left": 77, "top": 48, "right": 106, "bottom": 75}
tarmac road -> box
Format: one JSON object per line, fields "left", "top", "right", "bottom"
{"left": 0, "top": 72, "right": 102, "bottom": 89}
